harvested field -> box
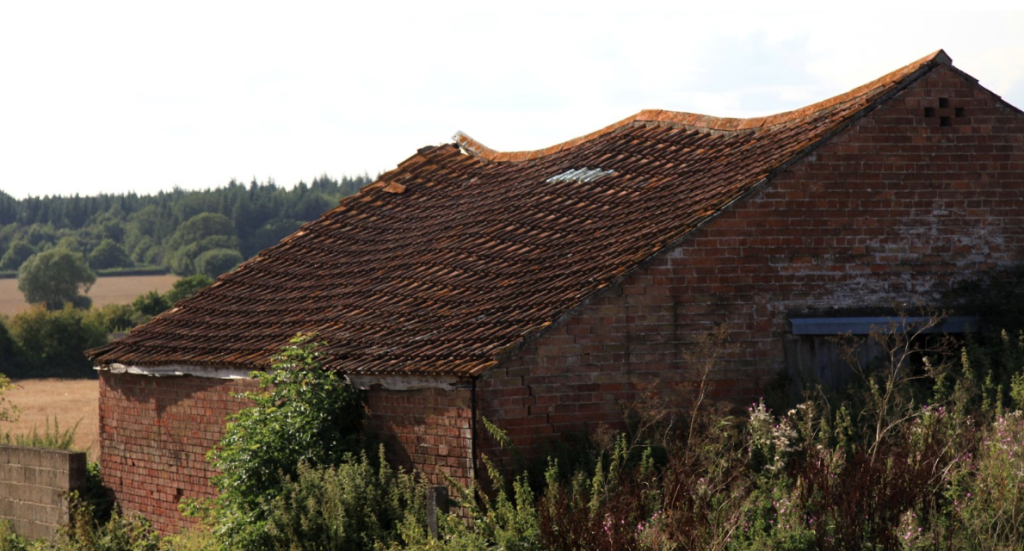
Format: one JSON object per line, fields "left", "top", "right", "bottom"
{"left": 1, "top": 378, "right": 99, "bottom": 461}
{"left": 0, "top": 274, "right": 179, "bottom": 317}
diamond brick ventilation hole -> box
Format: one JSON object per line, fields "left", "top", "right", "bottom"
{"left": 546, "top": 167, "right": 614, "bottom": 183}
{"left": 924, "top": 97, "right": 963, "bottom": 127}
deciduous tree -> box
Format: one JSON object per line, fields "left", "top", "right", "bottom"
{"left": 17, "top": 248, "right": 96, "bottom": 310}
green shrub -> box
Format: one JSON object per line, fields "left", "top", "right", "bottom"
{"left": 52, "top": 497, "right": 160, "bottom": 551}
{"left": 0, "top": 520, "right": 28, "bottom": 551}
{"left": 5, "top": 305, "right": 106, "bottom": 377}
{"left": 265, "top": 448, "right": 426, "bottom": 550}
{"left": 204, "top": 334, "right": 364, "bottom": 548}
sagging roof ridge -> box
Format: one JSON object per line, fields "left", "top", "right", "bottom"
{"left": 455, "top": 50, "right": 952, "bottom": 164}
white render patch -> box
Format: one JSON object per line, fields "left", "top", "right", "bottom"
{"left": 97, "top": 363, "right": 252, "bottom": 380}
{"left": 546, "top": 167, "right": 614, "bottom": 183}
{"left": 347, "top": 374, "right": 463, "bottom": 391}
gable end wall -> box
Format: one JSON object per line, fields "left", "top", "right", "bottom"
{"left": 478, "top": 64, "right": 1024, "bottom": 461}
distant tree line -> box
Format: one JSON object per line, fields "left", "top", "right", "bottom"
{"left": 0, "top": 274, "right": 214, "bottom": 378}
{"left": 0, "top": 174, "right": 372, "bottom": 278}
{"left": 0, "top": 175, "right": 371, "bottom": 377}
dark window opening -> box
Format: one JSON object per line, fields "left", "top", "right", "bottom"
{"left": 924, "top": 107, "right": 936, "bottom": 117}
{"left": 940, "top": 116, "right": 953, "bottom": 127}
{"left": 939, "top": 97, "right": 949, "bottom": 108}
{"left": 783, "top": 316, "right": 978, "bottom": 392}
{"left": 955, "top": 107, "right": 965, "bottom": 117}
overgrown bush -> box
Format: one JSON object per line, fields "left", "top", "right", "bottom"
{"left": 49, "top": 498, "right": 160, "bottom": 551}
{"left": 202, "top": 334, "right": 364, "bottom": 548}
{"left": 265, "top": 448, "right": 427, "bottom": 550}
{"left": 0, "top": 520, "right": 24, "bottom": 551}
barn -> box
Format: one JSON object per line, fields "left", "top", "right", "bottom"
{"left": 88, "top": 50, "right": 1024, "bottom": 533}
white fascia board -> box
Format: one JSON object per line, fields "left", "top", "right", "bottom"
{"left": 97, "top": 363, "right": 253, "bottom": 380}
{"left": 98, "top": 364, "right": 464, "bottom": 390}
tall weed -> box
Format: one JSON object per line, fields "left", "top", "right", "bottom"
{"left": 0, "top": 417, "right": 80, "bottom": 450}
{"left": 952, "top": 412, "right": 1024, "bottom": 548}
{"left": 264, "top": 447, "right": 426, "bottom": 550}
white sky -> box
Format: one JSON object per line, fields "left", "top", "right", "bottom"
{"left": 1, "top": 3, "right": 1022, "bottom": 200}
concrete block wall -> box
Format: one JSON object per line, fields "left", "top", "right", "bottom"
{"left": 478, "top": 63, "right": 1024, "bottom": 463}
{"left": 0, "top": 445, "right": 86, "bottom": 540}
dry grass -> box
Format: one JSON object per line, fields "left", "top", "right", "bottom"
{"left": 0, "top": 274, "right": 179, "bottom": 316}
{"left": 1, "top": 378, "right": 99, "bottom": 460}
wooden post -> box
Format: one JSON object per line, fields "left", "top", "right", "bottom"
{"left": 426, "top": 485, "right": 449, "bottom": 539}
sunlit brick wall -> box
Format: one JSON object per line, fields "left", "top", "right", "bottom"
{"left": 98, "top": 372, "right": 256, "bottom": 534}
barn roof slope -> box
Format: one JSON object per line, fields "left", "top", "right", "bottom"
{"left": 90, "top": 50, "right": 952, "bottom": 377}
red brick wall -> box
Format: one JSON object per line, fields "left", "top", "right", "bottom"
{"left": 99, "top": 374, "right": 476, "bottom": 533}
{"left": 98, "top": 372, "right": 256, "bottom": 534}
{"left": 363, "top": 387, "right": 475, "bottom": 488}
{"left": 479, "top": 64, "right": 1024, "bottom": 460}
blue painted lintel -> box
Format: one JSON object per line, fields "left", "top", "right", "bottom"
{"left": 789, "top": 316, "right": 980, "bottom": 336}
